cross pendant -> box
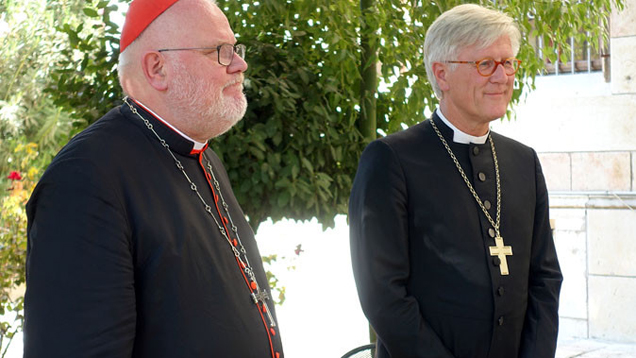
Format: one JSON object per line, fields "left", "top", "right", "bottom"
{"left": 489, "top": 235, "right": 513, "bottom": 275}
{"left": 251, "top": 289, "right": 277, "bottom": 327}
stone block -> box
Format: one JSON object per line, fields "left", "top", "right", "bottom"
{"left": 571, "top": 152, "right": 631, "bottom": 191}
{"left": 550, "top": 208, "right": 586, "bottom": 232}
{"left": 589, "top": 276, "right": 636, "bottom": 343}
{"left": 558, "top": 317, "right": 588, "bottom": 340}
{"left": 491, "top": 74, "right": 636, "bottom": 153}
{"left": 588, "top": 209, "right": 636, "bottom": 276}
{"left": 611, "top": 37, "right": 636, "bottom": 94}
{"left": 550, "top": 194, "right": 591, "bottom": 210}
{"left": 538, "top": 153, "right": 571, "bottom": 191}
{"left": 556, "top": 339, "right": 617, "bottom": 358}
{"left": 554, "top": 228, "right": 588, "bottom": 320}
{"left": 611, "top": 0, "right": 636, "bottom": 37}
{"left": 632, "top": 152, "right": 636, "bottom": 191}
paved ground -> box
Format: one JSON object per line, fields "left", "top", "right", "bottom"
{"left": 557, "top": 339, "right": 636, "bottom": 358}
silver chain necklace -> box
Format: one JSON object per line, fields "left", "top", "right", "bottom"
{"left": 429, "top": 118, "right": 513, "bottom": 275}
{"left": 124, "top": 97, "right": 278, "bottom": 325}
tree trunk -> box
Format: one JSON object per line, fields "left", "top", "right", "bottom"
{"left": 359, "top": 0, "right": 378, "bottom": 141}
{"left": 360, "top": 0, "right": 378, "bottom": 345}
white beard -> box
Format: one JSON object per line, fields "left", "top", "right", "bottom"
{"left": 168, "top": 60, "right": 247, "bottom": 139}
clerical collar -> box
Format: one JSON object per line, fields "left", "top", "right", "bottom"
{"left": 436, "top": 108, "right": 489, "bottom": 145}
{"left": 131, "top": 98, "right": 207, "bottom": 151}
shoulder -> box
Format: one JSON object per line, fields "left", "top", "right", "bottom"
{"left": 356, "top": 121, "right": 432, "bottom": 181}
{"left": 55, "top": 107, "right": 131, "bottom": 155}
{"left": 490, "top": 131, "right": 531, "bottom": 150}
{"left": 378, "top": 120, "right": 431, "bottom": 148}
{"left": 362, "top": 121, "right": 432, "bottom": 159}
{"left": 490, "top": 131, "right": 537, "bottom": 159}
{"left": 41, "top": 106, "right": 142, "bottom": 181}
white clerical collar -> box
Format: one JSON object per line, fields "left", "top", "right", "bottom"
{"left": 436, "top": 108, "right": 489, "bottom": 145}
{"left": 133, "top": 99, "right": 207, "bottom": 151}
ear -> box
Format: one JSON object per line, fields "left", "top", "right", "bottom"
{"left": 432, "top": 62, "right": 451, "bottom": 92}
{"left": 141, "top": 51, "right": 169, "bottom": 91}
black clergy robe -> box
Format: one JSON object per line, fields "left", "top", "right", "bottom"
{"left": 349, "top": 112, "right": 562, "bottom": 358}
{"left": 25, "top": 101, "right": 284, "bottom": 358}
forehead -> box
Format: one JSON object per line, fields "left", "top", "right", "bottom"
{"left": 458, "top": 35, "right": 513, "bottom": 59}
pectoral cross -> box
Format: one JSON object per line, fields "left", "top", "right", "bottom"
{"left": 251, "top": 289, "right": 277, "bottom": 327}
{"left": 489, "top": 235, "right": 513, "bottom": 276}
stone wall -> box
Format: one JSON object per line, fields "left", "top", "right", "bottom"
{"left": 539, "top": 152, "right": 634, "bottom": 192}
{"left": 490, "top": 0, "right": 636, "bottom": 343}
{"left": 550, "top": 193, "right": 636, "bottom": 343}
{"left": 541, "top": 151, "right": 636, "bottom": 343}
{"left": 611, "top": 0, "right": 636, "bottom": 95}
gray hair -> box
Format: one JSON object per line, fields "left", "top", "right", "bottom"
{"left": 117, "top": 48, "right": 133, "bottom": 94}
{"left": 424, "top": 4, "right": 521, "bottom": 98}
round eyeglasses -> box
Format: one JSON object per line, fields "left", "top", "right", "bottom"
{"left": 157, "top": 43, "right": 246, "bottom": 66}
{"left": 444, "top": 57, "right": 521, "bottom": 77}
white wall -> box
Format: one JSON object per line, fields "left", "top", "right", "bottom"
{"left": 490, "top": 0, "right": 636, "bottom": 342}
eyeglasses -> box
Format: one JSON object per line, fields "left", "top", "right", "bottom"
{"left": 157, "top": 43, "right": 246, "bottom": 66}
{"left": 444, "top": 57, "right": 521, "bottom": 77}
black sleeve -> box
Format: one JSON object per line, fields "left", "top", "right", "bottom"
{"left": 24, "top": 158, "right": 136, "bottom": 357}
{"left": 518, "top": 151, "right": 563, "bottom": 358}
{"left": 349, "top": 140, "right": 455, "bottom": 358}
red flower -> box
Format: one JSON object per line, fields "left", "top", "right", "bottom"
{"left": 7, "top": 171, "right": 22, "bottom": 181}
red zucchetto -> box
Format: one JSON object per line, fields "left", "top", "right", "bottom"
{"left": 119, "top": 0, "right": 180, "bottom": 53}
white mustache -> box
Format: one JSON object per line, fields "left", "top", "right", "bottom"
{"left": 223, "top": 77, "right": 244, "bottom": 90}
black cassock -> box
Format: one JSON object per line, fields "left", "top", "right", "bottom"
{"left": 25, "top": 101, "right": 284, "bottom": 357}
{"left": 349, "top": 112, "right": 562, "bottom": 358}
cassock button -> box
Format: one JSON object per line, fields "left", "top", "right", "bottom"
{"left": 488, "top": 228, "right": 496, "bottom": 237}
{"left": 497, "top": 286, "right": 505, "bottom": 296}
{"left": 498, "top": 316, "right": 504, "bottom": 326}
{"left": 478, "top": 172, "right": 486, "bottom": 182}
{"left": 484, "top": 200, "right": 491, "bottom": 210}
{"left": 472, "top": 146, "right": 480, "bottom": 156}
{"left": 493, "top": 257, "right": 501, "bottom": 266}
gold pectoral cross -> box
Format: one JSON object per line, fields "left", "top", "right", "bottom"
{"left": 489, "top": 235, "right": 513, "bottom": 275}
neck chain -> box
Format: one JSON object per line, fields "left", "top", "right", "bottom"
{"left": 430, "top": 118, "right": 513, "bottom": 276}
{"left": 123, "top": 97, "right": 278, "bottom": 326}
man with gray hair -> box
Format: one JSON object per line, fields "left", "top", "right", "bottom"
{"left": 350, "top": 4, "right": 562, "bottom": 358}
{"left": 24, "top": 0, "right": 284, "bottom": 356}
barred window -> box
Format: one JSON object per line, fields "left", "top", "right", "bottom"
{"left": 537, "top": 34, "right": 609, "bottom": 77}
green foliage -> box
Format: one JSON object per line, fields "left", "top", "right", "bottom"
{"left": 0, "top": 0, "right": 624, "bottom": 353}
{"left": 261, "top": 254, "right": 291, "bottom": 305}
{"left": 500, "top": 0, "right": 620, "bottom": 92}
{"left": 0, "top": 0, "right": 80, "bottom": 180}
{"left": 45, "top": 0, "right": 123, "bottom": 127}
{"left": 216, "top": 0, "right": 365, "bottom": 228}
{"left": 261, "top": 246, "right": 305, "bottom": 305}
{"left": 0, "top": 1, "right": 104, "bottom": 353}
{"left": 0, "top": 143, "right": 38, "bottom": 357}
{"left": 41, "top": 0, "right": 622, "bottom": 232}
{"left": 217, "top": 0, "right": 622, "bottom": 229}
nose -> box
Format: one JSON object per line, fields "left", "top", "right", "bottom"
{"left": 227, "top": 52, "right": 248, "bottom": 74}
{"left": 489, "top": 62, "right": 507, "bottom": 83}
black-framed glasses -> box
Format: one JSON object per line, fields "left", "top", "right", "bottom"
{"left": 444, "top": 57, "right": 521, "bottom": 77}
{"left": 157, "top": 43, "right": 246, "bottom": 66}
